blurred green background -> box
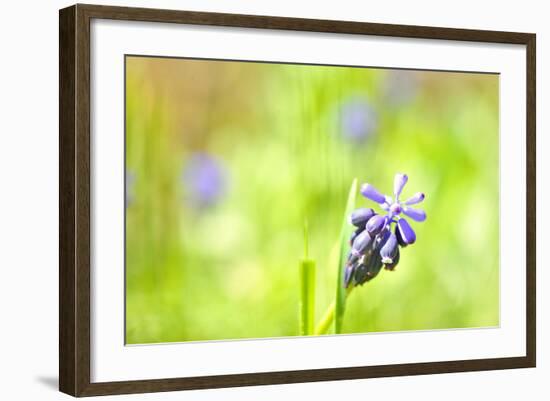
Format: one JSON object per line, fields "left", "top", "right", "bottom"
{"left": 125, "top": 56, "right": 499, "bottom": 344}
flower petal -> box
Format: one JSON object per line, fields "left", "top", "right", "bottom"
{"left": 404, "top": 192, "right": 425, "bottom": 205}
{"left": 397, "top": 218, "right": 416, "bottom": 245}
{"left": 360, "top": 183, "right": 386, "bottom": 204}
{"left": 395, "top": 224, "right": 407, "bottom": 247}
{"left": 403, "top": 207, "right": 426, "bottom": 222}
{"left": 393, "top": 173, "right": 408, "bottom": 199}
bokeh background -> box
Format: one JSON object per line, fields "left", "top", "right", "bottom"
{"left": 125, "top": 56, "right": 499, "bottom": 344}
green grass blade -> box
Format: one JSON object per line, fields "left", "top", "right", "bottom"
{"left": 299, "top": 219, "right": 316, "bottom": 335}
{"left": 299, "top": 259, "right": 316, "bottom": 335}
{"left": 334, "top": 178, "right": 358, "bottom": 334}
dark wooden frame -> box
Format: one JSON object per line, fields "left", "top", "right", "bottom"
{"left": 59, "top": 3, "right": 536, "bottom": 397}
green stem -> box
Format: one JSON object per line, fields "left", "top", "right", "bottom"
{"left": 304, "top": 219, "right": 309, "bottom": 259}
{"left": 314, "top": 287, "right": 353, "bottom": 335}
{"left": 314, "top": 301, "right": 335, "bottom": 335}
{"left": 299, "top": 220, "right": 316, "bottom": 336}
{"left": 334, "top": 179, "right": 357, "bottom": 334}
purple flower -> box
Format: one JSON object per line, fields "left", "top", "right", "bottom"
{"left": 345, "top": 173, "right": 426, "bottom": 287}
{"left": 360, "top": 173, "right": 426, "bottom": 231}
{"left": 182, "top": 153, "right": 227, "bottom": 209}
{"left": 340, "top": 97, "right": 378, "bottom": 143}
{"left": 126, "top": 170, "right": 135, "bottom": 208}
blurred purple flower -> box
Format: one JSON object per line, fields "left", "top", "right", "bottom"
{"left": 182, "top": 153, "right": 227, "bottom": 208}
{"left": 383, "top": 70, "right": 419, "bottom": 107}
{"left": 340, "top": 97, "right": 378, "bottom": 143}
{"left": 126, "top": 170, "right": 135, "bottom": 208}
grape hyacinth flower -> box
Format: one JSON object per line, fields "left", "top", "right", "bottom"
{"left": 344, "top": 173, "right": 426, "bottom": 288}
{"left": 182, "top": 153, "right": 227, "bottom": 209}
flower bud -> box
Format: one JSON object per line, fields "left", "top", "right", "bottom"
{"left": 351, "top": 230, "right": 372, "bottom": 254}
{"left": 350, "top": 208, "right": 375, "bottom": 227}
{"left": 347, "top": 249, "right": 360, "bottom": 265}
{"left": 384, "top": 247, "right": 400, "bottom": 271}
{"left": 354, "top": 250, "right": 383, "bottom": 285}
{"left": 349, "top": 225, "right": 366, "bottom": 245}
{"left": 344, "top": 262, "right": 356, "bottom": 288}
{"left": 380, "top": 232, "right": 398, "bottom": 264}
{"left": 366, "top": 214, "right": 387, "bottom": 236}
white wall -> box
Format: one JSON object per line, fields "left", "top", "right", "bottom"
{"left": 0, "top": 0, "right": 546, "bottom": 399}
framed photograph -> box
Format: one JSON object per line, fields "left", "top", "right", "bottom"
{"left": 59, "top": 4, "right": 536, "bottom": 397}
